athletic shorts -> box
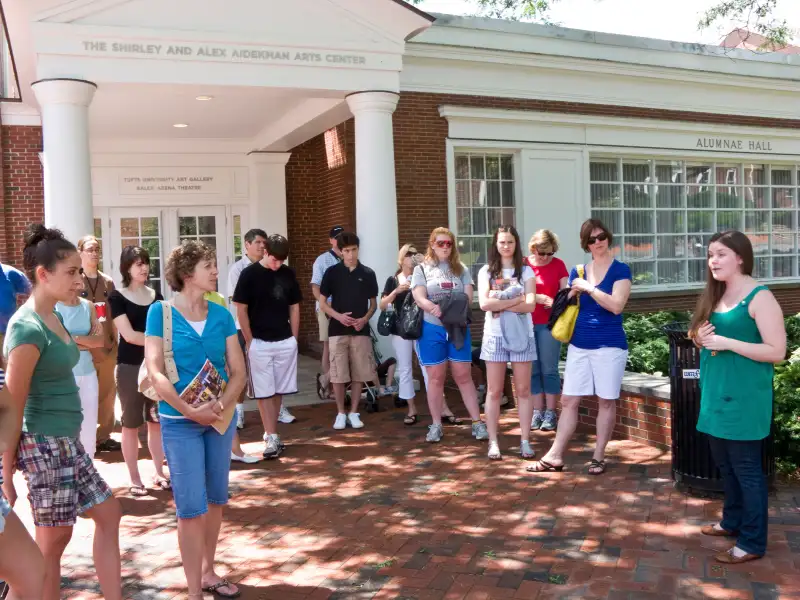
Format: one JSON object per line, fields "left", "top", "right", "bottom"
{"left": 561, "top": 345, "right": 628, "bottom": 400}
{"left": 415, "top": 321, "right": 472, "bottom": 367}
{"left": 317, "top": 310, "right": 329, "bottom": 343}
{"left": 480, "top": 335, "right": 537, "bottom": 364}
{"left": 329, "top": 335, "right": 377, "bottom": 384}
{"left": 247, "top": 337, "right": 299, "bottom": 399}
{"left": 16, "top": 432, "right": 113, "bottom": 527}
{"left": 116, "top": 363, "right": 159, "bottom": 428}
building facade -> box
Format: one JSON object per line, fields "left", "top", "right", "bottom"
{"left": 3, "top": 1, "right": 800, "bottom": 351}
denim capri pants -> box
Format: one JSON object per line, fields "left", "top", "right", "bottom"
{"left": 530, "top": 323, "right": 562, "bottom": 395}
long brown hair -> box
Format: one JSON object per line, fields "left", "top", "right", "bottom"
{"left": 488, "top": 226, "right": 523, "bottom": 280}
{"left": 424, "top": 227, "right": 464, "bottom": 276}
{"left": 689, "top": 230, "right": 754, "bottom": 334}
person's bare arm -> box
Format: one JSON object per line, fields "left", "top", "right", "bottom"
{"left": 507, "top": 278, "right": 537, "bottom": 314}
{"left": 290, "top": 304, "right": 300, "bottom": 339}
{"left": 354, "top": 298, "right": 377, "bottom": 331}
{"left": 412, "top": 284, "right": 439, "bottom": 316}
{"left": 572, "top": 277, "right": 631, "bottom": 316}
{"left": 75, "top": 304, "right": 105, "bottom": 349}
{"left": 478, "top": 274, "right": 523, "bottom": 312}
{"left": 113, "top": 314, "right": 145, "bottom": 346}
{"left": 311, "top": 283, "right": 322, "bottom": 303}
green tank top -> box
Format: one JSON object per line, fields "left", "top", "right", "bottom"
{"left": 697, "top": 285, "right": 773, "bottom": 441}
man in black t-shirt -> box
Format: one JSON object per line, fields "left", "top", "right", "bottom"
{"left": 233, "top": 234, "right": 302, "bottom": 459}
{"left": 319, "top": 232, "right": 378, "bottom": 431}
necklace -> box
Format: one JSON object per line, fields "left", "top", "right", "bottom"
{"left": 83, "top": 273, "right": 102, "bottom": 299}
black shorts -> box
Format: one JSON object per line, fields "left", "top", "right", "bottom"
{"left": 116, "top": 363, "right": 159, "bottom": 428}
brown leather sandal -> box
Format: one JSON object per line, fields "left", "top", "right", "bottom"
{"left": 701, "top": 524, "right": 735, "bottom": 537}
{"left": 714, "top": 547, "right": 762, "bottom": 564}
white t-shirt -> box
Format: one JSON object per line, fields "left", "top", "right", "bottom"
{"left": 477, "top": 264, "right": 535, "bottom": 338}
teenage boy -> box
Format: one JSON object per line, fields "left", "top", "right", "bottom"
{"left": 311, "top": 226, "right": 343, "bottom": 398}
{"left": 230, "top": 228, "right": 296, "bottom": 429}
{"left": 234, "top": 234, "right": 302, "bottom": 458}
{"left": 319, "top": 232, "right": 378, "bottom": 430}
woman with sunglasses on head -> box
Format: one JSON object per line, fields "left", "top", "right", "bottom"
{"left": 525, "top": 230, "right": 569, "bottom": 432}
{"left": 690, "top": 231, "right": 784, "bottom": 565}
{"left": 529, "top": 219, "right": 631, "bottom": 476}
{"left": 2, "top": 224, "right": 122, "bottom": 600}
{"left": 411, "top": 228, "right": 487, "bottom": 443}
{"left": 477, "top": 226, "right": 536, "bottom": 460}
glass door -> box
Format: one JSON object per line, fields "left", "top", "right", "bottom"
{"left": 175, "top": 207, "right": 229, "bottom": 296}
{"left": 108, "top": 209, "right": 164, "bottom": 295}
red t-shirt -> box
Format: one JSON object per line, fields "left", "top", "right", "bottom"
{"left": 526, "top": 257, "right": 569, "bottom": 325}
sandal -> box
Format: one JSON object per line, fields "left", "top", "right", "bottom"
{"left": 129, "top": 484, "right": 149, "bottom": 497}
{"left": 442, "top": 414, "right": 463, "bottom": 426}
{"left": 526, "top": 459, "right": 564, "bottom": 473}
{"left": 588, "top": 459, "right": 606, "bottom": 476}
{"left": 404, "top": 414, "right": 418, "bottom": 426}
{"left": 153, "top": 477, "right": 172, "bottom": 490}
{"left": 315, "top": 374, "right": 327, "bottom": 400}
{"left": 202, "top": 579, "right": 241, "bottom": 598}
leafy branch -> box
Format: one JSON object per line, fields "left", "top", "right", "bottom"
{"left": 698, "top": 0, "right": 793, "bottom": 50}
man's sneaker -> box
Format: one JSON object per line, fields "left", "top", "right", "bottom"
{"left": 333, "top": 413, "right": 348, "bottom": 430}
{"left": 278, "top": 405, "right": 296, "bottom": 424}
{"left": 236, "top": 404, "right": 245, "bottom": 430}
{"left": 263, "top": 434, "right": 284, "bottom": 459}
{"left": 531, "top": 410, "right": 544, "bottom": 430}
{"left": 541, "top": 410, "right": 558, "bottom": 431}
{"left": 97, "top": 438, "right": 121, "bottom": 452}
{"left": 472, "top": 421, "right": 489, "bottom": 440}
{"left": 426, "top": 423, "right": 443, "bottom": 443}
{"left": 347, "top": 413, "right": 364, "bottom": 429}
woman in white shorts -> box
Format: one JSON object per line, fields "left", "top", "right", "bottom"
{"left": 477, "top": 226, "right": 536, "bottom": 461}
{"left": 529, "top": 218, "right": 632, "bottom": 476}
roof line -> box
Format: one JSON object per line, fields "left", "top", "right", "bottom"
{"left": 389, "top": 0, "right": 436, "bottom": 22}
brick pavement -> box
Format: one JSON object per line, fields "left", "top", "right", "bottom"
{"left": 11, "top": 397, "right": 800, "bottom": 600}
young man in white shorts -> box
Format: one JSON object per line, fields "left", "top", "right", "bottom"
{"left": 233, "top": 234, "right": 302, "bottom": 458}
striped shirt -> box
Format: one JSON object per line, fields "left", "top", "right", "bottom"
{"left": 568, "top": 259, "right": 631, "bottom": 351}
{"left": 311, "top": 250, "right": 340, "bottom": 311}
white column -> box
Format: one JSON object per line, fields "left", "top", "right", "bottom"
{"left": 32, "top": 78, "right": 97, "bottom": 245}
{"left": 346, "top": 91, "right": 400, "bottom": 362}
{"left": 247, "top": 152, "right": 291, "bottom": 237}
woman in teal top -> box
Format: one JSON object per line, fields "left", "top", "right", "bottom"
{"left": 1, "top": 224, "right": 122, "bottom": 599}
{"left": 690, "top": 230, "right": 786, "bottom": 565}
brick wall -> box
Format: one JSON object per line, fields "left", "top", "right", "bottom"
{"left": 577, "top": 392, "right": 671, "bottom": 452}
{"left": 1, "top": 125, "right": 44, "bottom": 268}
{"left": 286, "top": 121, "right": 356, "bottom": 352}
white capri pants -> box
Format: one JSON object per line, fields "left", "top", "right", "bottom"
{"left": 391, "top": 335, "right": 415, "bottom": 400}
{"left": 75, "top": 372, "right": 99, "bottom": 459}
{"left": 561, "top": 345, "right": 628, "bottom": 401}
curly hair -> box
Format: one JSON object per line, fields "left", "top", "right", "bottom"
{"left": 165, "top": 240, "right": 216, "bottom": 292}
{"left": 23, "top": 224, "right": 76, "bottom": 283}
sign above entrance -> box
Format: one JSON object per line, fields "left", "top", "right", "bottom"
{"left": 80, "top": 40, "right": 369, "bottom": 68}
{"left": 119, "top": 171, "right": 225, "bottom": 195}
{"left": 695, "top": 137, "right": 775, "bottom": 153}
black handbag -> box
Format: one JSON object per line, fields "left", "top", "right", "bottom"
{"left": 396, "top": 291, "right": 423, "bottom": 340}
{"left": 377, "top": 308, "right": 397, "bottom": 337}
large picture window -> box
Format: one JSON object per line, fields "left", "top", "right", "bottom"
{"left": 590, "top": 157, "right": 798, "bottom": 287}
{"left": 454, "top": 152, "right": 516, "bottom": 281}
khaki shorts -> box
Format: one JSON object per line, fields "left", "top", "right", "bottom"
{"left": 317, "top": 309, "right": 330, "bottom": 342}
{"left": 329, "top": 335, "right": 377, "bottom": 384}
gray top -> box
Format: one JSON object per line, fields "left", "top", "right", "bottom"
{"left": 411, "top": 261, "right": 473, "bottom": 327}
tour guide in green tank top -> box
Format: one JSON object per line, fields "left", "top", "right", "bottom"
{"left": 697, "top": 286, "right": 773, "bottom": 441}
{"left": 3, "top": 303, "right": 82, "bottom": 438}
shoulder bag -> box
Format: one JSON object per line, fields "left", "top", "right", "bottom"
{"left": 396, "top": 266, "right": 426, "bottom": 340}
{"left": 377, "top": 276, "right": 398, "bottom": 337}
{"left": 550, "top": 265, "right": 584, "bottom": 344}
{"left": 138, "top": 300, "right": 180, "bottom": 400}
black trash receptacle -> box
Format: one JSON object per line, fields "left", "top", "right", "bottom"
{"left": 662, "top": 322, "right": 775, "bottom": 494}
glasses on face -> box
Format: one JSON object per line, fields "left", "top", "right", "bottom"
{"left": 434, "top": 240, "right": 453, "bottom": 249}
{"left": 536, "top": 249, "right": 555, "bottom": 257}
{"left": 588, "top": 232, "right": 609, "bottom": 245}
{"left": 405, "top": 250, "right": 417, "bottom": 258}
{"left": 82, "top": 247, "right": 100, "bottom": 255}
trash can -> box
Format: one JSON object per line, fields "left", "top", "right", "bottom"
{"left": 662, "top": 322, "right": 775, "bottom": 494}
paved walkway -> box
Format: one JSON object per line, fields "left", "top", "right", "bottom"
{"left": 9, "top": 357, "right": 800, "bottom": 599}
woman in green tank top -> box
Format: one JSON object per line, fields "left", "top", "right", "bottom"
{"left": 689, "top": 230, "right": 786, "bottom": 565}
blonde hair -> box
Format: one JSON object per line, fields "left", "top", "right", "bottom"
{"left": 528, "top": 229, "right": 560, "bottom": 254}
{"left": 396, "top": 243, "right": 417, "bottom": 274}
{"left": 424, "top": 227, "right": 464, "bottom": 276}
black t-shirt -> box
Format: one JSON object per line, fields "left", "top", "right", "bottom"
{"left": 382, "top": 275, "right": 409, "bottom": 313}
{"left": 320, "top": 261, "right": 379, "bottom": 337}
{"left": 232, "top": 263, "right": 302, "bottom": 342}
{"left": 108, "top": 289, "right": 163, "bottom": 365}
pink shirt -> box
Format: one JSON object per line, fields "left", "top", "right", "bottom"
{"left": 526, "top": 257, "right": 569, "bottom": 325}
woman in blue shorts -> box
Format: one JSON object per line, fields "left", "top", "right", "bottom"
{"left": 145, "top": 240, "right": 246, "bottom": 599}
{"left": 412, "top": 227, "right": 487, "bottom": 444}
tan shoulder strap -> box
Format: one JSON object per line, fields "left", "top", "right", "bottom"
{"left": 160, "top": 301, "right": 180, "bottom": 383}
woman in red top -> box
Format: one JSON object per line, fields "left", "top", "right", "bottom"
{"left": 525, "top": 230, "right": 569, "bottom": 431}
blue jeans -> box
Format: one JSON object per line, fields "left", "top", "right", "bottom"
{"left": 706, "top": 434, "right": 768, "bottom": 556}
{"left": 531, "top": 324, "right": 562, "bottom": 395}
{"left": 161, "top": 416, "right": 236, "bottom": 519}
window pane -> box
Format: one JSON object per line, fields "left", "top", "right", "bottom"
{"left": 456, "top": 208, "right": 470, "bottom": 234}
{"left": 743, "top": 164, "right": 766, "bottom": 186}
{"left": 142, "top": 238, "right": 160, "bottom": 259}
{"left": 233, "top": 214, "right": 241, "bottom": 235}
{"left": 773, "top": 256, "right": 794, "bottom": 278}
{"left": 486, "top": 156, "right": 500, "bottom": 179}
{"left": 470, "top": 156, "right": 485, "bottom": 179}
{"left": 753, "top": 256, "right": 770, "bottom": 278}
{"left": 93, "top": 218, "right": 102, "bottom": 239}
{"left": 622, "top": 162, "right": 649, "bottom": 183}
{"left": 625, "top": 235, "right": 655, "bottom": 260}
{"left": 120, "top": 218, "right": 139, "bottom": 238}
{"left": 657, "top": 235, "right": 686, "bottom": 259}
{"left": 657, "top": 210, "right": 685, "bottom": 233}
{"left": 686, "top": 165, "right": 711, "bottom": 185}
{"left": 687, "top": 211, "right": 713, "bottom": 233}
{"left": 688, "top": 260, "right": 706, "bottom": 282}
{"left": 623, "top": 184, "right": 652, "bottom": 208}
{"left": 150, "top": 259, "right": 161, "bottom": 278}
{"left": 486, "top": 181, "right": 501, "bottom": 207}
{"left": 487, "top": 208, "right": 504, "bottom": 232}
{"left": 656, "top": 161, "right": 682, "bottom": 184}
{"left": 141, "top": 217, "right": 159, "bottom": 237}
{"left": 590, "top": 161, "right": 618, "bottom": 182}
{"left": 471, "top": 181, "right": 486, "bottom": 207}
{"left": 179, "top": 216, "right": 197, "bottom": 237}
{"left": 658, "top": 261, "right": 686, "bottom": 285}
{"left": 686, "top": 188, "right": 713, "bottom": 208}
{"left": 773, "top": 188, "right": 794, "bottom": 209}
{"left": 234, "top": 236, "right": 242, "bottom": 257}
{"left": 624, "top": 211, "right": 653, "bottom": 234}
{"left": 630, "top": 262, "right": 655, "bottom": 286}
{"left": 592, "top": 210, "right": 621, "bottom": 234}
{"left": 718, "top": 211, "right": 742, "bottom": 231}
{"left": 591, "top": 184, "right": 620, "bottom": 208}
{"left": 472, "top": 208, "right": 487, "bottom": 235}
{"left": 744, "top": 211, "right": 769, "bottom": 232}
{"left": 456, "top": 181, "right": 469, "bottom": 207}
{"left": 746, "top": 233, "right": 769, "bottom": 256}
{"left": 121, "top": 238, "right": 138, "bottom": 249}
{"left": 773, "top": 232, "right": 795, "bottom": 255}
{"left": 501, "top": 182, "right": 514, "bottom": 207}
{"left": 655, "top": 184, "right": 683, "bottom": 209}
{"left": 716, "top": 188, "right": 742, "bottom": 209}
{"left": 772, "top": 168, "right": 792, "bottom": 186}
{"left": 715, "top": 165, "right": 739, "bottom": 187}
{"left": 500, "top": 155, "right": 513, "bottom": 180}
{"left": 744, "top": 187, "right": 768, "bottom": 209}
{"left": 200, "top": 236, "right": 216, "bottom": 249}
{"left": 198, "top": 216, "right": 216, "bottom": 236}
{"left": 688, "top": 234, "right": 712, "bottom": 258}
{"left": 455, "top": 155, "right": 470, "bottom": 179}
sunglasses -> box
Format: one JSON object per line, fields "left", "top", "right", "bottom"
{"left": 588, "top": 232, "right": 609, "bottom": 245}
{"left": 405, "top": 250, "right": 418, "bottom": 257}
{"left": 434, "top": 240, "right": 453, "bottom": 249}
{"left": 536, "top": 250, "right": 555, "bottom": 256}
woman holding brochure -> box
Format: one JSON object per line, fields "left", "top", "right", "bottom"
{"left": 145, "top": 240, "right": 246, "bottom": 599}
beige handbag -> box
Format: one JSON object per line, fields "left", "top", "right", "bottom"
{"left": 137, "top": 300, "right": 180, "bottom": 400}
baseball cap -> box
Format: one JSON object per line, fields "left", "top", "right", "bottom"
{"left": 329, "top": 226, "right": 344, "bottom": 239}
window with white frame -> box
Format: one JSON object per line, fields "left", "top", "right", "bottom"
{"left": 454, "top": 152, "right": 516, "bottom": 281}
{"left": 590, "top": 157, "right": 798, "bottom": 287}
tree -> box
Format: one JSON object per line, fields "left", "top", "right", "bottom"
{"left": 408, "top": 0, "right": 794, "bottom": 49}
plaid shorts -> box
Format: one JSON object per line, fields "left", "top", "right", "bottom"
{"left": 16, "top": 432, "right": 113, "bottom": 527}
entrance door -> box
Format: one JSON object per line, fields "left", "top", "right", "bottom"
{"left": 174, "top": 206, "right": 229, "bottom": 295}
{"left": 108, "top": 208, "right": 165, "bottom": 295}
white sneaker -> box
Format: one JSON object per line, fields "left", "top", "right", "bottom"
{"left": 236, "top": 404, "right": 245, "bottom": 430}
{"left": 263, "top": 434, "right": 283, "bottom": 459}
{"left": 333, "top": 413, "right": 348, "bottom": 430}
{"left": 426, "top": 423, "right": 443, "bottom": 443}
{"left": 231, "top": 451, "right": 260, "bottom": 464}
{"left": 347, "top": 412, "right": 364, "bottom": 429}
{"left": 278, "top": 405, "right": 296, "bottom": 424}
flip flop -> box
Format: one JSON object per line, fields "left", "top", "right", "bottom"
{"left": 442, "top": 414, "right": 463, "bottom": 425}
{"left": 129, "top": 485, "right": 149, "bottom": 497}
{"left": 202, "top": 579, "right": 241, "bottom": 598}
{"left": 588, "top": 459, "right": 607, "bottom": 476}
{"left": 315, "top": 374, "right": 326, "bottom": 400}
{"left": 153, "top": 478, "right": 172, "bottom": 490}
{"left": 404, "top": 414, "right": 418, "bottom": 426}
{"left": 526, "top": 460, "right": 564, "bottom": 473}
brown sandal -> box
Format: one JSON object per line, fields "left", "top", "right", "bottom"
{"left": 404, "top": 414, "right": 418, "bottom": 426}
{"left": 526, "top": 459, "right": 564, "bottom": 473}
{"left": 714, "top": 547, "right": 762, "bottom": 564}
{"left": 588, "top": 459, "right": 606, "bottom": 476}
{"left": 701, "top": 524, "right": 735, "bottom": 537}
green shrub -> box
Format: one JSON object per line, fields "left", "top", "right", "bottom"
{"left": 623, "top": 311, "right": 691, "bottom": 375}
{"left": 772, "top": 350, "right": 800, "bottom": 476}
